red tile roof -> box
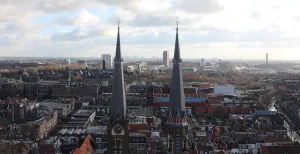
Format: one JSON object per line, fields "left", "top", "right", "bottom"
{"left": 73, "top": 134, "right": 95, "bottom": 154}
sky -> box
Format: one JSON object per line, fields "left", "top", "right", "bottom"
{"left": 1, "top": 0, "right": 300, "bottom": 60}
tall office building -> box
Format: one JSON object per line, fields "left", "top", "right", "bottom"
{"left": 166, "top": 22, "right": 189, "bottom": 153}
{"left": 201, "top": 58, "right": 205, "bottom": 67}
{"left": 107, "top": 24, "right": 129, "bottom": 153}
{"left": 101, "top": 54, "right": 112, "bottom": 68}
{"left": 266, "top": 53, "right": 268, "bottom": 65}
{"left": 163, "top": 50, "right": 170, "bottom": 67}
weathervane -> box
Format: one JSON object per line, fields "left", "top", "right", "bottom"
{"left": 176, "top": 17, "right": 180, "bottom": 30}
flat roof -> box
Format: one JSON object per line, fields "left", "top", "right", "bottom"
{"left": 155, "top": 97, "right": 205, "bottom": 103}
{"left": 72, "top": 109, "right": 95, "bottom": 116}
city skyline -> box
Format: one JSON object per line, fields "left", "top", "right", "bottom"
{"left": 1, "top": 0, "right": 300, "bottom": 60}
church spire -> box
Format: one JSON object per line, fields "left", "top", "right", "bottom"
{"left": 114, "top": 21, "right": 122, "bottom": 62}
{"left": 174, "top": 17, "right": 181, "bottom": 61}
{"left": 110, "top": 22, "right": 126, "bottom": 118}
{"left": 169, "top": 17, "right": 186, "bottom": 119}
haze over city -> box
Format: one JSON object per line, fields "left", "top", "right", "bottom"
{"left": 1, "top": 0, "right": 300, "bottom": 60}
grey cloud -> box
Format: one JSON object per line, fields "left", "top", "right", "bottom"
{"left": 51, "top": 27, "right": 103, "bottom": 41}
{"left": 0, "top": 36, "right": 11, "bottom": 46}
{"left": 128, "top": 15, "right": 192, "bottom": 27}
{"left": 181, "top": 24, "right": 286, "bottom": 43}
{"left": 251, "top": 12, "right": 261, "bottom": 20}
{"left": 34, "top": 0, "right": 101, "bottom": 13}
{"left": 93, "top": 31, "right": 174, "bottom": 46}
{"left": 293, "top": 16, "right": 300, "bottom": 21}
{"left": 52, "top": 23, "right": 288, "bottom": 45}
{"left": 53, "top": 17, "right": 76, "bottom": 26}
{"left": 175, "top": 0, "right": 223, "bottom": 14}
{"left": 2, "top": 22, "right": 43, "bottom": 33}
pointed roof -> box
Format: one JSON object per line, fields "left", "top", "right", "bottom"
{"left": 174, "top": 24, "right": 181, "bottom": 60}
{"left": 115, "top": 24, "right": 122, "bottom": 62}
{"left": 110, "top": 23, "right": 126, "bottom": 118}
{"left": 169, "top": 19, "right": 186, "bottom": 118}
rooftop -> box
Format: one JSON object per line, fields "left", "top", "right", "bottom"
{"left": 72, "top": 109, "right": 95, "bottom": 117}
{"left": 129, "top": 116, "right": 147, "bottom": 124}
{"left": 155, "top": 97, "right": 205, "bottom": 103}
{"left": 129, "top": 107, "right": 153, "bottom": 117}
{"left": 261, "top": 145, "right": 300, "bottom": 154}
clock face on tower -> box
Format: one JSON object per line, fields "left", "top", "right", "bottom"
{"left": 113, "top": 124, "right": 124, "bottom": 135}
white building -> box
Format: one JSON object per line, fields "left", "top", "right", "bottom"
{"left": 101, "top": 54, "right": 112, "bottom": 68}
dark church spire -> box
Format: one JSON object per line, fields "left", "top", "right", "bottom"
{"left": 114, "top": 21, "right": 122, "bottom": 62}
{"left": 174, "top": 18, "right": 181, "bottom": 61}
{"left": 110, "top": 22, "right": 126, "bottom": 118}
{"left": 169, "top": 17, "right": 186, "bottom": 120}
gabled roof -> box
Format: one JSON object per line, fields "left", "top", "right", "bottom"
{"left": 73, "top": 134, "right": 95, "bottom": 154}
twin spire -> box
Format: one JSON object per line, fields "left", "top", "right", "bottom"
{"left": 110, "top": 18, "right": 186, "bottom": 123}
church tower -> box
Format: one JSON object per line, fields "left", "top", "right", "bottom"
{"left": 166, "top": 19, "right": 189, "bottom": 153}
{"left": 107, "top": 23, "right": 129, "bottom": 154}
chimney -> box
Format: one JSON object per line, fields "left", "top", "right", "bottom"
{"left": 103, "top": 59, "right": 106, "bottom": 69}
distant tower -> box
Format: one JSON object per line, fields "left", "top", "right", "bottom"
{"left": 201, "top": 58, "right": 205, "bottom": 67}
{"left": 101, "top": 54, "right": 112, "bottom": 68}
{"left": 266, "top": 53, "right": 268, "bottom": 65}
{"left": 163, "top": 50, "right": 170, "bottom": 67}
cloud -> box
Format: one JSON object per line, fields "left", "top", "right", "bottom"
{"left": 54, "top": 9, "right": 100, "bottom": 27}
{"left": 251, "top": 12, "right": 262, "bottom": 20}
{"left": 1, "top": 0, "right": 300, "bottom": 60}
{"left": 51, "top": 27, "right": 103, "bottom": 41}
{"left": 175, "top": 0, "right": 223, "bottom": 14}
{"left": 128, "top": 14, "right": 191, "bottom": 27}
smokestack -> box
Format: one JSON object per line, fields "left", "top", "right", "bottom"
{"left": 266, "top": 53, "right": 268, "bottom": 65}
{"left": 103, "top": 59, "right": 106, "bottom": 69}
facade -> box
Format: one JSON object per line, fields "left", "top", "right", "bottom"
{"left": 163, "top": 50, "right": 169, "bottom": 68}
{"left": 38, "top": 100, "right": 74, "bottom": 117}
{"left": 0, "top": 140, "right": 37, "bottom": 154}
{"left": 102, "top": 54, "right": 112, "bottom": 69}
{"left": 8, "top": 101, "right": 39, "bottom": 124}
{"left": 22, "top": 111, "right": 58, "bottom": 140}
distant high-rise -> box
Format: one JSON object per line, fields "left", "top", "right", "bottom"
{"left": 266, "top": 53, "right": 268, "bottom": 65}
{"left": 101, "top": 54, "right": 112, "bottom": 68}
{"left": 201, "top": 58, "right": 205, "bottom": 67}
{"left": 163, "top": 50, "right": 169, "bottom": 67}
